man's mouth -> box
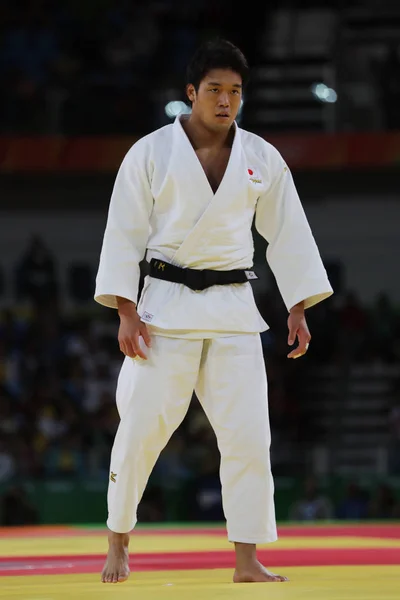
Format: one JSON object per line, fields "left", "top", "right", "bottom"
{"left": 216, "top": 113, "right": 230, "bottom": 118}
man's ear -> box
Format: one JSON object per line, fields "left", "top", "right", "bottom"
{"left": 186, "top": 83, "right": 196, "bottom": 103}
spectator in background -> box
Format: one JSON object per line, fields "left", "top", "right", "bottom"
{"left": 153, "top": 432, "right": 191, "bottom": 493}
{"left": 43, "top": 431, "right": 85, "bottom": 479}
{"left": 337, "top": 291, "right": 368, "bottom": 362}
{"left": 187, "top": 445, "right": 224, "bottom": 522}
{"left": 369, "top": 292, "right": 399, "bottom": 363}
{"left": 377, "top": 43, "right": 400, "bottom": 130}
{"left": 368, "top": 483, "right": 397, "bottom": 519}
{"left": 289, "top": 476, "right": 333, "bottom": 521}
{"left": 15, "top": 235, "right": 58, "bottom": 312}
{"left": 339, "top": 291, "right": 367, "bottom": 333}
{"left": 0, "top": 390, "right": 24, "bottom": 438}
{"left": 0, "top": 485, "right": 39, "bottom": 526}
{"left": 0, "top": 439, "right": 16, "bottom": 484}
{"left": 388, "top": 400, "right": 400, "bottom": 475}
{"left": 336, "top": 482, "right": 369, "bottom": 520}
{"left": 0, "top": 4, "right": 60, "bottom": 132}
{"left": 136, "top": 485, "right": 166, "bottom": 523}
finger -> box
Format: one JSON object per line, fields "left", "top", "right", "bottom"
{"left": 295, "top": 325, "right": 310, "bottom": 350}
{"left": 132, "top": 334, "right": 148, "bottom": 360}
{"left": 296, "top": 338, "right": 309, "bottom": 355}
{"left": 287, "top": 342, "right": 310, "bottom": 359}
{"left": 287, "top": 323, "right": 298, "bottom": 346}
{"left": 123, "top": 339, "right": 137, "bottom": 359}
{"left": 287, "top": 348, "right": 305, "bottom": 359}
{"left": 140, "top": 323, "right": 152, "bottom": 348}
{"left": 288, "top": 315, "right": 299, "bottom": 346}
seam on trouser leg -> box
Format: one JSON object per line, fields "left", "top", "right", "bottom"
{"left": 228, "top": 534, "right": 278, "bottom": 544}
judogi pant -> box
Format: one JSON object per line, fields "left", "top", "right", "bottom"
{"left": 107, "top": 333, "right": 277, "bottom": 544}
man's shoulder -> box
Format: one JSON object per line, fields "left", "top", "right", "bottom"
{"left": 122, "top": 123, "right": 173, "bottom": 165}
{"left": 239, "top": 126, "right": 282, "bottom": 160}
{"left": 140, "top": 123, "right": 174, "bottom": 145}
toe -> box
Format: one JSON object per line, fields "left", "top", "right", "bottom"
{"left": 119, "top": 569, "right": 129, "bottom": 582}
{"left": 266, "top": 569, "right": 288, "bottom": 582}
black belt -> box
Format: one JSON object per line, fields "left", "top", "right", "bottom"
{"left": 149, "top": 259, "right": 258, "bottom": 291}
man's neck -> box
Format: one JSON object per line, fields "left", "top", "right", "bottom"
{"left": 180, "top": 115, "right": 234, "bottom": 150}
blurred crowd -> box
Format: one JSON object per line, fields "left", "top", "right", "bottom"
{"left": 1, "top": 0, "right": 400, "bottom": 134}
{"left": 0, "top": 0, "right": 261, "bottom": 135}
{"left": 0, "top": 235, "right": 400, "bottom": 524}
{"left": 289, "top": 476, "right": 400, "bottom": 522}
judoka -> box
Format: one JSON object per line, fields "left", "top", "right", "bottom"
{"left": 95, "top": 38, "right": 333, "bottom": 584}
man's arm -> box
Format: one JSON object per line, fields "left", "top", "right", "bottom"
{"left": 287, "top": 300, "right": 311, "bottom": 359}
{"left": 255, "top": 150, "right": 332, "bottom": 358}
{"left": 116, "top": 297, "right": 151, "bottom": 360}
{"left": 255, "top": 152, "right": 333, "bottom": 313}
{"left": 94, "top": 144, "right": 153, "bottom": 310}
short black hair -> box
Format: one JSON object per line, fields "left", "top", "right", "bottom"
{"left": 186, "top": 38, "right": 250, "bottom": 91}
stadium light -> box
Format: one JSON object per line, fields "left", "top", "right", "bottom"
{"left": 311, "top": 83, "right": 337, "bottom": 104}
{"left": 165, "top": 101, "right": 192, "bottom": 118}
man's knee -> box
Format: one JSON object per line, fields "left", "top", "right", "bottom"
{"left": 221, "top": 429, "right": 271, "bottom": 467}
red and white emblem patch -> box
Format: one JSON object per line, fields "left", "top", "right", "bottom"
{"left": 248, "top": 167, "right": 262, "bottom": 184}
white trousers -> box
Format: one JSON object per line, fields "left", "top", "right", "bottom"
{"left": 107, "top": 333, "right": 277, "bottom": 544}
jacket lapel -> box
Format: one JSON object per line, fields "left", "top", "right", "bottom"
{"left": 172, "top": 117, "right": 245, "bottom": 266}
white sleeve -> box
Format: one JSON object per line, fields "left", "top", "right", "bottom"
{"left": 94, "top": 145, "right": 153, "bottom": 309}
{"left": 255, "top": 150, "right": 333, "bottom": 311}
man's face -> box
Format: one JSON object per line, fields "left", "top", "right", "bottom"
{"left": 187, "top": 68, "right": 243, "bottom": 131}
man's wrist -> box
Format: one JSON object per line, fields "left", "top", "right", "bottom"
{"left": 290, "top": 300, "right": 305, "bottom": 313}
{"left": 117, "top": 297, "right": 137, "bottom": 318}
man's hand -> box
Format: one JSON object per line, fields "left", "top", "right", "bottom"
{"left": 117, "top": 297, "right": 151, "bottom": 360}
{"left": 287, "top": 301, "right": 311, "bottom": 359}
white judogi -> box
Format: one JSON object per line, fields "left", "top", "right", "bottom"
{"left": 95, "top": 115, "right": 333, "bottom": 540}
{"left": 110, "top": 334, "right": 276, "bottom": 542}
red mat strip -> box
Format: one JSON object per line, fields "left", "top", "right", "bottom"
{"left": 1, "top": 524, "right": 399, "bottom": 539}
{"left": 278, "top": 525, "right": 400, "bottom": 539}
{"left": 131, "top": 525, "right": 400, "bottom": 539}
{"left": 0, "top": 526, "right": 75, "bottom": 538}
{"left": 1, "top": 547, "right": 399, "bottom": 576}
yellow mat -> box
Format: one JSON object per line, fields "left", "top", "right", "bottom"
{"left": 1, "top": 567, "right": 400, "bottom": 600}
{"left": 1, "top": 534, "right": 399, "bottom": 557}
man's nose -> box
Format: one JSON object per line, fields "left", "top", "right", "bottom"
{"left": 218, "top": 93, "right": 230, "bottom": 107}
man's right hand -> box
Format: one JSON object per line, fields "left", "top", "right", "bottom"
{"left": 117, "top": 298, "right": 151, "bottom": 359}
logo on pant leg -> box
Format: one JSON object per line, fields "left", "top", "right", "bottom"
{"left": 110, "top": 472, "right": 117, "bottom": 483}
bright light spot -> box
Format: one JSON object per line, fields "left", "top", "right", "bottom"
{"left": 311, "top": 83, "right": 337, "bottom": 103}
{"left": 236, "top": 97, "right": 245, "bottom": 123}
{"left": 165, "top": 101, "right": 191, "bottom": 118}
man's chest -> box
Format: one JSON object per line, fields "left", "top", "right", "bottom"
{"left": 195, "top": 147, "right": 231, "bottom": 193}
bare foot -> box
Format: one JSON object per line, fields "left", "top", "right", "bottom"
{"left": 101, "top": 531, "right": 130, "bottom": 583}
{"left": 233, "top": 560, "right": 289, "bottom": 583}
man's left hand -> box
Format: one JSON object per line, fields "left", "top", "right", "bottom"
{"left": 287, "top": 302, "right": 311, "bottom": 359}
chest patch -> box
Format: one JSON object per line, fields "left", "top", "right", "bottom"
{"left": 248, "top": 167, "right": 262, "bottom": 184}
